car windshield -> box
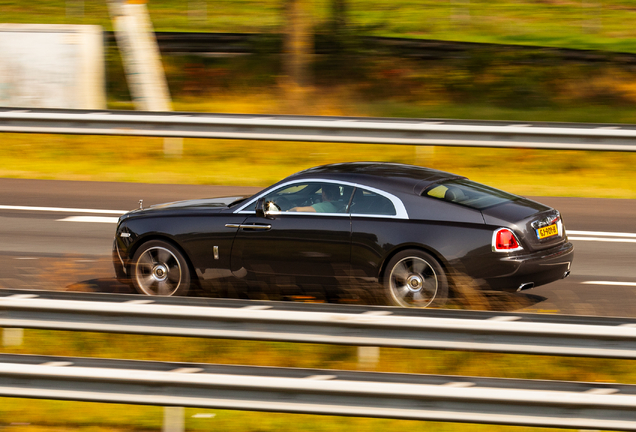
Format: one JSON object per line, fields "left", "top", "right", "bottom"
{"left": 424, "top": 179, "right": 520, "bottom": 210}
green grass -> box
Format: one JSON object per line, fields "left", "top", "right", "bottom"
{"left": 0, "top": 400, "right": 580, "bottom": 432}
{"left": 4, "top": 0, "right": 636, "bottom": 53}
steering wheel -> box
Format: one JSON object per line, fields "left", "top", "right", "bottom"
{"left": 300, "top": 196, "right": 319, "bottom": 207}
{"left": 272, "top": 196, "right": 292, "bottom": 211}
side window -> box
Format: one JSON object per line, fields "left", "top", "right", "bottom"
{"left": 350, "top": 188, "right": 397, "bottom": 216}
{"left": 242, "top": 200, "right": 257, "bottom": 212}
{"left": 245, "top": 182, "right": 353, "bottom": 214}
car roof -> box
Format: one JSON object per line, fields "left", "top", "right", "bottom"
{"left": 286, "top": 162, "right": 465, "bottom": 196}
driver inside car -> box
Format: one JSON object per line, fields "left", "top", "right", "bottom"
{"left": 288, "top": 184, "right": 340, "bottom": 213}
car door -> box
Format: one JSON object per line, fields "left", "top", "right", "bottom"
{"left": 229, "top": 181, "right": 354, "bottom": 292}
{"left": 349, "top": 186, "right": 409, "bottom": 283}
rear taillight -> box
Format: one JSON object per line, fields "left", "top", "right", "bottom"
{"left": 492, "top": 228, "right": 523, "bottom": 252}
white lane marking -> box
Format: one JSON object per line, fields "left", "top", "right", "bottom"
{"left": 0, "top": 205, "right": 126, "bottom": 215}
{"left": 57, "top": 216, "right": 119, "bottom": 224}
{"left": 442, "top": 382, "right": 476, "bottom": 388}
{"left": 487, "top": 316, "right": 521, "bottom": 321}
{"left": 568, "top": 237, "right": 636, "bottom": 243}
{"left": 582, "top": 281, "right": 636, "bottom": 287}
{"left": 170, "top": 368, "right": 204, "bottom": 374}
{"left": 192, "top": 414, "right": 216, "bottom": 419}
{"left": 8, "top": 294, "right": 39, "bottom": 299}
{"left": 304, "top": 375, "right": 337, "bottom": 380}
{"left": 585, "top": 388, "right": 619, "bottom": 395}
{"left": 568, "top": 230, "right": 636, "bottom": 238}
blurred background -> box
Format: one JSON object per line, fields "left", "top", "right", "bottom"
{"left": 1, "top": 0, "right": 635, "bottom": 196}
{"left": 1, "top": 2, "right": 636, "bottom": 432}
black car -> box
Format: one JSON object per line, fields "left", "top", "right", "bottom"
{"left": 113, "top": 162, "right": 573, "bottom": 307}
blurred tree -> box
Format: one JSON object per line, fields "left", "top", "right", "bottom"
{"left": 283, "top": 0, "right": 314, "bottom": 108}
{"left": 332, "top": 0, "right": 347, "bottom": 37}
{"left": 330, "top": 0, "right": 349, "bottom": 55}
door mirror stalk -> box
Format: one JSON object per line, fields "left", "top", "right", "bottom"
{"left": 255, "top": 198, "right": 266, "bottom": 218}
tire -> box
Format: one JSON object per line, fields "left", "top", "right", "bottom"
{"left": 384, "top": 249, "right": 448, "bottom": 308}
{"left": 131, "top": 240, "right": 191, "bottom": 296}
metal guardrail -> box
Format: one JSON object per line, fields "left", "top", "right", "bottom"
{"left": 1, "top": 107, "right": 636, "bottom": 151}
{"left": 2, "top": 352, "right": 636, "bottom": 430}
{"left": 2, "top": 290, "right": 636, "bottom": 359}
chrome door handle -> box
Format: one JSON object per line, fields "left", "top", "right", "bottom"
{"left": 225, "top": 224, "right": 272, "bottom": 230}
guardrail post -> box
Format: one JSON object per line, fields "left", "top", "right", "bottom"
{"left": 358, "top": 346, "right": 379, "bottom": 369}
{"left": 163, "top": 138, "right": 183, "bottom": 158}
{"left": 163, "top": 406, "right": 184, "bottom": 432}
{"left": 2, "top": 328, "right": 24, "bottom": 347}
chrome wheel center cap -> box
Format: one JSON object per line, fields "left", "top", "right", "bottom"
{"left": 153, "top": 264, "right": 168, "bottom": 282}
{"left": 407, "top": 275, "right": 423, "bottom": 292}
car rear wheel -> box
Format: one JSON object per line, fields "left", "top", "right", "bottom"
{"left": 131, "top": 240, "right": 190, "bottom": 296}
{"left": 384, "top": 250, "right": 448, "bottom": 308}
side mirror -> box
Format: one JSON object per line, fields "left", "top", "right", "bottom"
{"left": 255, "top": 198, "right": 266, "bottom": 218}
{"left": 255, "top": 198, "right": 282, "bottom": 219}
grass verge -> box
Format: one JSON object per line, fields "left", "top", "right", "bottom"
{"left": 3, "top": 114, "right": 635, "bottom": 199}
{"left": 4, "top": 0, "right": 636, "bottom": 53}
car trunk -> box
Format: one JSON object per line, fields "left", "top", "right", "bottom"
{"left": 482, "top": 198, "right": 567, "bottom": 252}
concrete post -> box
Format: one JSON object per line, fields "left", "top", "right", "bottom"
{"left": 108, "top": 0, "right": 177, "bottom": 157}
{"left": 107, "top": 0, "right": 172, "bottom": 112}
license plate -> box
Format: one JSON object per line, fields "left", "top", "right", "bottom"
{"left": 537, "top": 224, "right": 558, "bottom": 239}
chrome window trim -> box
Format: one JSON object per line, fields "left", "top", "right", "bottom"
{"left": 234, "top": 178, "right": 409, "bottom": 219}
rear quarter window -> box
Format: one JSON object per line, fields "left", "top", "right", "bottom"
{"left": 425, "top": 179, "right": 519, "bottom": 210}
{"left": 350, "top": 188, "right": 397, "bottom": 216}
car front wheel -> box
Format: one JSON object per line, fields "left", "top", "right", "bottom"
{"left": 131, "top": 240, "right": 190, "bottom": 296}
{"left": 384, "top": 250, "right": 448, "bottom": 308}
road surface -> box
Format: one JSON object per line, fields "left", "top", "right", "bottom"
{"left": 0, "top": 178, "right": 633, "bottom": 317}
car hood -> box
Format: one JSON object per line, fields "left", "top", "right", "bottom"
{"left": 148, "top": 196, "right": 248, "bottom": 210}
{"left": 121, "top": 196, "right": 249, "bottom": 220}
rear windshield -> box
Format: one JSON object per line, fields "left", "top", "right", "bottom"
{"left": 424, "top": 179, "right": 519, "bottom": 210}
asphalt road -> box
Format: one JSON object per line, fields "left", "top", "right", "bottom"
{"left": 0, "top": 178, "right": 634, "bottom": 317}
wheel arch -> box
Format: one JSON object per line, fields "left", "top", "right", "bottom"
{"left": 378, "top": 244, "right": 450, "bottom": 283}
{"left": 128, "top": 234, "right": 199, "bottom": 284}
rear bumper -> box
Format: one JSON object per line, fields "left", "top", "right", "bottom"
{"left": 483, "top": 241, "right": 574, "bottom": 292}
